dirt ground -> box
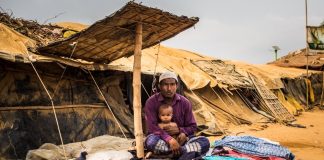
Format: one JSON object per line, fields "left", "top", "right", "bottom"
{"left": 209, "top": 108, "right": 324, "bottom": 160}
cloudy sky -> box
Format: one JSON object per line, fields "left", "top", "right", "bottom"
{"left": 1, "top": 0, "right": 323, "bottom": 64}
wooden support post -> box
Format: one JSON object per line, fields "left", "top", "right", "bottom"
{"left": 133, "top": 22, "right": 144, "bottom": 158}
{"left": 305, "top": 0, "right": 309, "bottom": 109}
{"left": 320, "top": 71, "right": 324, "bottom": 109}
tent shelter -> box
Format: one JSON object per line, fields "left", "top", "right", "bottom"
{"left": 0, "top": 2, "right": 198, "bottom": 159}
{"left": 110, "top": 45, "right": 323, "bottom": 128}
{"left": 1, "top": 2, "right": 323, "bottom": 159}
{"left": 269, "top": 48, "right": 324, "bottom": 70}
{"left": 269, "top": 48, "right": 324, "bottom": 109}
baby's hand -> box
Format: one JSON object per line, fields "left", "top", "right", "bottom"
{"left": 177, "top": 133, "right": 188, "bottom": 146}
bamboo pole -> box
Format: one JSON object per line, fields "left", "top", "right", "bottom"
{"left": 0, "top": 105, "right": 105, "bottom": 111}
{"left": 320, "top": 71, "right": 324, "bottom": 109}
{"left": 133, "top": 22, "right": 144, "bottom": 158}
{"left": 305, "top": 0, "right": 309, "bottom": 109}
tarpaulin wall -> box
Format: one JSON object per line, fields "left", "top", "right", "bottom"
{"left": 282, "top": 73, "right": 322, "bottom": 109}
{"left": 0, "top": 60, "right": 134, "bottom": 159}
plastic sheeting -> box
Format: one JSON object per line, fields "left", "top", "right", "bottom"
{"left": 184, "top": 89, "right": 223, "bottom": 135}
{"left": 184, "top": 86, "right": 269, "bottom": 135}
{"left": 196, "top": 87, "right": 268, "bottom": 126}
{"left": 0, "top": 106, "right": 131, "bottom": 159}
{"left": 227, "top": 61, "right": 319, "bottom": 89}
{"left": 109, "top": 45, "right": 217, "bottom": 90}
{"left": 26, "top": 135, "right": 133, "bottom": 160}
{"left": 0, "top": 62, "right": 134, "bottom": 159}
{"left": 282, "top": 74, "right": 319, "bottom": 109}
{"left": 273, "top": 89, "right": 304, "bottom": 115}
{"left": 270, "top": 48, "right": 324, "bottom": 70}
{"left": 0, "top": 23, "right": 36, "bottom": 56}
{"left": 192, "top": 60, "right": 252, "bottom": 89}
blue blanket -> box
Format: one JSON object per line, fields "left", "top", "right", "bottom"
{"left": 214, "top": 136, "right": 294, "bottom": 160}
{"left": 204, "top": 155, "right": 248, "bottom": 160}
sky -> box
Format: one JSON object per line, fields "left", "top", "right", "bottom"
{"left": 1, "top": 0, "right": 323, "bottom": 64}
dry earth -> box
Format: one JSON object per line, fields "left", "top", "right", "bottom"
{"left": 209, "top": 109, "right": 324, "bottom": 160}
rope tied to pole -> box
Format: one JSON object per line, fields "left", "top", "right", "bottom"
{"left": 26, "top": 54, "right": 68, "bottom": 159}
{"left": 88, "top": 70, "right": 128, "bottom": 139}
{"left": 24, "top": 34, "right": 83, "bottom": 159}
{"left": 151, "top": 43, "right": 161, "bottom": 95}
{"left": 52, "top": 39, "right": 79, "bottom": 98}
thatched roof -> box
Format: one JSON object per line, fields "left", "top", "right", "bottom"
{"left": 38, "top": 2, "right": 199, "bottom": 63}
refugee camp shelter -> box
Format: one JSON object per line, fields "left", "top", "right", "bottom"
{"left": 269, "top": 48, "right": 324, "bottom": 109}
{"left": 1, "top": 2, "right": 323, "bottom": 159}
{"left": 0, "top": 2, "right": 199, "bottom": 159}
{"left": 109, "top": 45, "right": 321, "bottom": 132}
{"left": 270, "top": 48, "right": 324, "bottom": 70}
{"left": 24, "top": 44, "right": 324, "bottom": 159}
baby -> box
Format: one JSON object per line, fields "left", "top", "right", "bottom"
{"left": 145, "top": 104, "right": 188, "bottom": 159}
{"left": 158, "top": 104, "right": 188, "bottom": 144}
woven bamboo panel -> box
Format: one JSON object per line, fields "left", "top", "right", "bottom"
{"left": 249, "top": 73, "right": 295, "bottom": 122}
{"left": 38, "top": 2, "right": 199, "bottom": 63}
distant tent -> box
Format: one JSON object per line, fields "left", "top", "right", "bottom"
{"left": 269, "top": 48, "right": 324, "bottom": 70}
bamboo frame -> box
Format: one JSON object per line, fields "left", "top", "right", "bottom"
{"left": 305, "top": 0, "right": 309, "bottom": 109}
{"left": 132, "top": 22, "right": 144, "bottom": 158}
{"left": 320, "top": 71, "right": 324, "bottom": 109}
{"left": 0, "top": 105, "right": 106, "bottom": 111}
{"left": 38, "top": 2, "right": 198, "bottom": 63}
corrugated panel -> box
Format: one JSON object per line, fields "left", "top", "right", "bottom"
{"left": 38, "top": 2, "right": 198, "bottom": 63}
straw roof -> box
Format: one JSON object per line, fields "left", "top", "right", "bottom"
{"left": 38, "top": 2, "right": 199, "bottom": 63}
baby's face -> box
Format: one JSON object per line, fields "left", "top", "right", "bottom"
{"left": 159, "top": 107, "right": 173, "bottom": 123}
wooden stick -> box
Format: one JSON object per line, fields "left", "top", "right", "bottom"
{"left": 0, "top": 104, "right": 105, "bottom": 111}
{"left": 133, "top": 22, "right": 144, "bottom": 158}
{"left": 305, "top": 0, "right": 309, "bottom": 109}
{"left": 320, "top": 71, "right": 324, "bottom": 109}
